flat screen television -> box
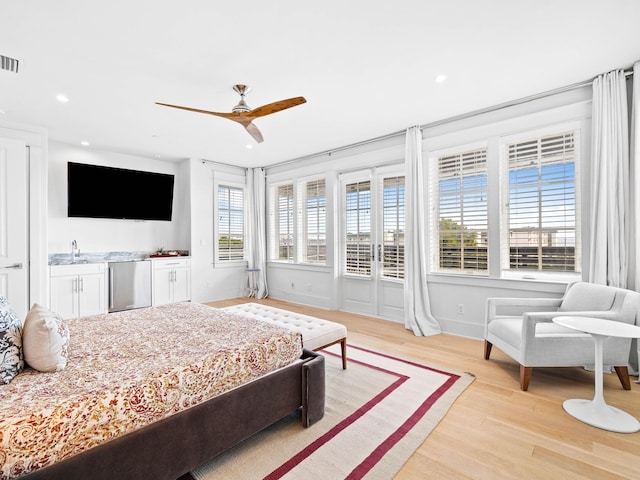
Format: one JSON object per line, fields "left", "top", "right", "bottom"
{"left": 67, "top": 162, "right": 175, "bottom": 221}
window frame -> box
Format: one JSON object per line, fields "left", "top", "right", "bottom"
{"left": 428, "top": 141, "right": 490, "bottom": 276}
{"left": 214, "top": 180, "right": 247, "bottom": 266}
{"left": 298, "top": 177, "right": 327, "bottom": 265}
{"left": 499, "top": 122, "right": 582, "bottom": 281}
{"left": 268, "top": 175, "right": 328, "bottom": 266}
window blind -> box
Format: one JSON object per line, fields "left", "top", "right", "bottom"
{"left": 217, "top": 185, "right": 244, "bottom": 261}
{"left": 277, "top": 183, "right": 294, "bottom": 261}
{"left": 505, "top": 131, "right": 577, "bottom": 272}
{"left": 382, "top": 176, "right": 405, "bottom": 279}
{"left": 434, "top": 148, "right": 488, "bottom": 273}
{"left": 344, "top": 180, "right": 372, "bottom": 275}
{"left": 302, "top": 179, "right": 326, "bottom": 264}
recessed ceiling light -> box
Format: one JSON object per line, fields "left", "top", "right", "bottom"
{"left": 246, "top": 144, "right": 253, "bottom": 150}
{"left": 56, "top": 94, "right": 69, "bottom": 103}
{"left": 80, "top": 141, "right": 90, "bottom": 146}
{"left": 435, "top": 74, "right": 448, "bottom": 84}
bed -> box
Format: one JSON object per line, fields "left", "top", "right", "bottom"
{"left": 0, "top": 301, "right": 325, "bottom": 480}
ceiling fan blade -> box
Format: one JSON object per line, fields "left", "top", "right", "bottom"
{"left": 245, "top": 122, "right": 264, "bottom": 143}
{"left": 248, "top": 97, "right": 306, "bottom": 119}
{"left": 155, "top": 102, "right": 239, "bottom": 120}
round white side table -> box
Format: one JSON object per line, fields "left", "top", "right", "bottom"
{"left": 553, "top": 316, "right": 640, "bottom": 433}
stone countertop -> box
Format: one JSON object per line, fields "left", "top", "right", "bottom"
{"left": 48, "top": 250, "right": 189, "bottom": 266}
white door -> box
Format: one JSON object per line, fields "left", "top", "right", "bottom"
{"left": 0, "top": 138, "right": 28, "bottom": 320}
{"left": 339, "top": 167, "right": 405, "bottom": 319}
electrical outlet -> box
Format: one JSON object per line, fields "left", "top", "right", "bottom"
{"left": 457, "top": 304, "right": 465, "bottom": 315}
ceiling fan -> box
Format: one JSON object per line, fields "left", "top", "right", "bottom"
{"left": 156, "top": 85, "right": 306, "bottom": 143}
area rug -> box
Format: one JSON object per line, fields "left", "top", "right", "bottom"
{"left": 186, "top": 343, "right": 474, "bottom": 480}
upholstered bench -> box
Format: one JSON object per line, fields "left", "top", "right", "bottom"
{"left": 222, "top": 303, "right": 348, "bottom": 369}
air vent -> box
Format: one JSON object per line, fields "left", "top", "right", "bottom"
{"left": 0, "top": 55, "right": 19, "bottom": 73}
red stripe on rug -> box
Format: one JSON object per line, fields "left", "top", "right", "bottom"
{"left": 345, "top": 374, "right": 459, "bottom": 479}
{"left": 263, "top": 357, "right": 408, "bottom": 480}
{"left": 264, "top": 345, "right": 461, "bottom": 480}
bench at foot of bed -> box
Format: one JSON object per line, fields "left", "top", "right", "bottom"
{"left": 222, "top": 303, "right": 348, "bottom": 369}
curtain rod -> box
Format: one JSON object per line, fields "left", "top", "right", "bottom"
{"left": 269, "top": 66, "right": 635, "bottom": 170}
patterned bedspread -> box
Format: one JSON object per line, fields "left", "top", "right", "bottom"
{"left": 0, "top": 302, "right": 303, "bottom": 479}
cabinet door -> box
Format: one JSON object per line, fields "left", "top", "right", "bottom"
{"left": 172, "top": 267, "right": 191, "bottom": 303}
{"left": 78, "top": 273, "right": 106, "bottom": 317}
{"left": 50, "top": 275, "right": 78, "bottom": 320}
{"left": 153, "top": 269, "right": 173, "bottom": 306}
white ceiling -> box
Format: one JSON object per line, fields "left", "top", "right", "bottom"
{"left": 2, "top": 1, "right": 640, "bottom": 168}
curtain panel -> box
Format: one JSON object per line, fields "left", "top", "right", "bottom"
{"left": 403, "top": 126, "right": 441, "bottom": 336}
{"left": 589, "top": 69, "right": 629, "bottom": 287}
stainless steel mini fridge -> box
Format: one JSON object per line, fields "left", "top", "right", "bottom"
{"left": 108, "top": 260, "right": 152, "bottom": 313}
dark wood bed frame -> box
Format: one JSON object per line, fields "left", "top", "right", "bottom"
{"left": 21, "top": 349, "right": 325, "bottom": 480}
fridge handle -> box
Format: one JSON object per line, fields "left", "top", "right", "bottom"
{"left": 108, "top": 267, "right": 114, "bottom": 309}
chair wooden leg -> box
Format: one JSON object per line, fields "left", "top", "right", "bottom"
{"left": 520, "top": 365, "right": 532, "bottom": 391}
{"left": 614, "top": 366, "right": 631, "bottom": 390}
{"left": 484, "top": 340, "right": 493, "bottom": 360}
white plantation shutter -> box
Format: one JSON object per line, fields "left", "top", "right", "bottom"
{"left": 503, "top": 131, "right": 579, "bottom": 272}
{"left": 382, "top": 176, "right": 405, "bottom": 279}
{"left": 433, "top": 148, "right": 488, "bottom": 274}
{"left": 344, "top": 180, "right": 372, "bottom": 276}
{"left": 275, "top": 183, "right": 295, "bottom": 261}
{"left": 217, "top": 185, "right": 244, "bottom": 261}
{"left": 301, "top": 179, "right": 326, "bottom": 264}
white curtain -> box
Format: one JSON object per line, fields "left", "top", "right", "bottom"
{"left": 629, "top": 62, "right": 640, "bottom": 292}
{"left": 403, "top": 126, "right": 441, "bottom": 336}
{"left": 247, "top": 167, "right": 269, "bottom": 298}
{"left": 589, "top": 69, "right": 629, "bottom": 287}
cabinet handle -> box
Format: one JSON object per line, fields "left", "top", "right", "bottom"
{"left": 79, "top": 277, "right": 84, "bottom": 292}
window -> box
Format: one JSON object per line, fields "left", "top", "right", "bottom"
{"left": 501, "top": 130, "right": 579, "bottom": 274}
{"left": 431, "top": 147, "right": 488, "bottom": 274}
{"left": 217, "top": 185, "right": 244, "bottom": 262}
{"left": 382, "top": 176, "right": 405, "bottom": 279}
{"left": 276, "top": 183, "right": 294, "bottom": 261}
{"left": 344, "top": 180, "right": 372, "bottom": 275}
{"left": 300, "top": 178, "right": 326, "bottom": 263}
{"left": 269, "top": 177, "right": 327, "bottom": 264}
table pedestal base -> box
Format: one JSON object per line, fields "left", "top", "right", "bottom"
{"left": 563, "top": 398, "right": 640, "bottom": 433}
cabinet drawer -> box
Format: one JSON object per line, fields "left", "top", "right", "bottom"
{"left": 151, "top": 257, "right": 190, "bottom": 269}
{"left": 50, "top": 263, "right": 106, "bottom": 277}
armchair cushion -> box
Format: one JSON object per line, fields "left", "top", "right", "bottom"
{"left": 559, "top": 282, "right": 616, "bottom": 312}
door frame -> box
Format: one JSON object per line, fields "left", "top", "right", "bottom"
{"left": 338, "top": 165, "right": 405, "bottom": 320}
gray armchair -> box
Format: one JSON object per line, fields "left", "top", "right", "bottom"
{"left": 484, "top": 282, "right": 640, "bottom": 391}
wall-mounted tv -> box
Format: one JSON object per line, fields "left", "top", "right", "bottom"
{"left": 67, "top": 162, "right": 175, "bottom": 221}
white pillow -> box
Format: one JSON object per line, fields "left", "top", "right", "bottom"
{"left": 23, "top": 304, "right": 69, "bottom": 372}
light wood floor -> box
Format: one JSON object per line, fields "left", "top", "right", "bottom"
{"left": 206, "top": 298, "right": 640, "bottom": 480}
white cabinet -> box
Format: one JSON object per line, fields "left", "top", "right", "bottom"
{"left": 50, "top": 263, "right": 107, "bottom": 319}
{"left": 151, "top": 257, "right": 191, "bottom": 306}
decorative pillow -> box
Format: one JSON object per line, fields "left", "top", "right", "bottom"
{"left": 23, "top": 303, "right": 69, "bottom": 372}
{"left": 0, "top": 295, "right": 24, "bottom": 383}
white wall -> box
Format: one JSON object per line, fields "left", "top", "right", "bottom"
{"left": 47, "top": 141, "right": 189, "bottom": 254}
{"left": 263, "top": 86, "right": 593, "bottom": 338}
{"left": 187, "top": 158, "right": 248, "bottom": 303}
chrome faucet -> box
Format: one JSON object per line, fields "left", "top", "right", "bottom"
{"left": 71, "top": 240, "right": 78, "bottom": 262}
